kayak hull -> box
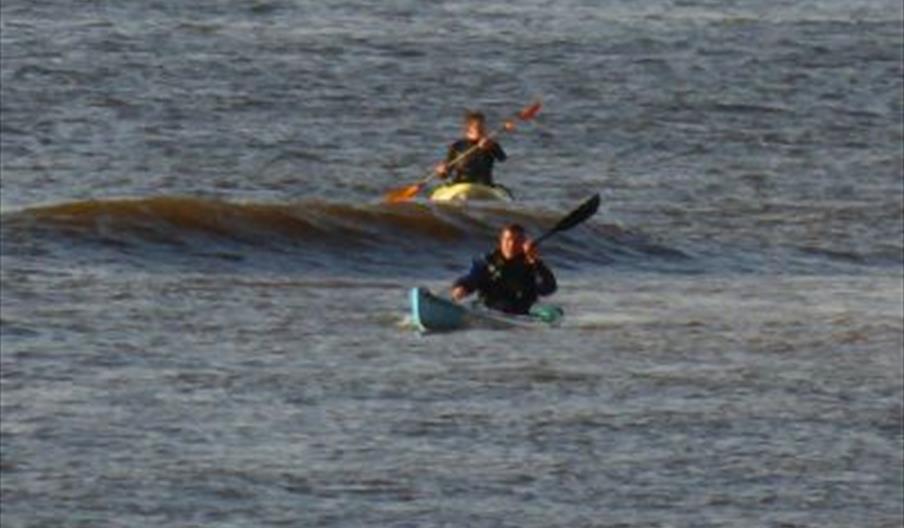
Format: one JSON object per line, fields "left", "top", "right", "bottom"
{"left": 410, "top": 287, "right": 467, "bottom": 332}
{"left": 429, "top": 183, "right": 513, "bottom": 202}
{"left": 410, "top": 287, "right": 563, "bottom": 332}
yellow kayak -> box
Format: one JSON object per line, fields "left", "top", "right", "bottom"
{"left": 428, "top": 182, "right": 513, "bottom": 202}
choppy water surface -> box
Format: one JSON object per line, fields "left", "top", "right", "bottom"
{"left": 2, "top": 1, "right": 902, "bottom": 526}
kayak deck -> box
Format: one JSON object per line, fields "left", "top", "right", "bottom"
{"left": 429, "top": 183, "right": 513, "bottom": 202}
{"left": 410, "top": 287, "right": 563, "bottom": 332}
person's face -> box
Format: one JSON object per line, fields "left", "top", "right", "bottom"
{"left": 465, "top": 119, "right": 485, "bottom": 140}
{"left": 499, "top": 228, "right": 525, "bottom": 260}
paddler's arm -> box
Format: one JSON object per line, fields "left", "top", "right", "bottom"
{"left": 437, "top": 141, "right": 467, "bottom": 179}
{"left": 489, "top": 140, "right": 507, "bottom": 162}
{"left": 478, "top": 137, "right": 507, "bottom": 162}
{"left": 532, "top": 260, "right": 557, "bottom": 296}
{"left": 451, "top": 256, "right": 490, "bottom": 301}
{"left": 435, "top": 145, "right": 454, "bottom": 179}
{"left": 525, "top": 240, "right": 556, "bottom": 296}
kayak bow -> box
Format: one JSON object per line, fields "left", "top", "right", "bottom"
{"left": 410, "top": 287, "right": 563, "bottom": 332}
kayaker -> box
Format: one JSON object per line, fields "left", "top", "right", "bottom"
{"left": 435, "top": 110, "right": 508, "bottom": 187}
{"left": 451, "top": 223, "right": 557, "bottom": 315}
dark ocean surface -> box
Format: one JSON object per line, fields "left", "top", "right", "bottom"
{"left": 1, "top": 1, "right": 902, "bottom": 526}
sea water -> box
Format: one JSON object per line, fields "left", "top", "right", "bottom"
{"left": 1, "top": 1, "right": 902, "bottom": 526}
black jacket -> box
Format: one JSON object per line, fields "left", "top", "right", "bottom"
{"left": 445, "top": 139, "right": 507, "bottom": 186}
{"left": 453, "top": 250, "right": 557, "bottom": 314}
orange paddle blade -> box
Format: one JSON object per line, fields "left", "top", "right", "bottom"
{"left": 518, "top": 101, "right": 542, "bottom": 121}
{"left": 384, "top": 183, "right": 423, "bottom": 203}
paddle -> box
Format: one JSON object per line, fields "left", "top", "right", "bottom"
{"left": 534, "top": 193, "right": 601, "bottom": 245}
{"left": 383, "top": 101, "right": 542, "bottom": 203}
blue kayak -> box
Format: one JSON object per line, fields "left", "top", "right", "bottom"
{"left": 409, "top": 287, "right": 563, "bottom": 332}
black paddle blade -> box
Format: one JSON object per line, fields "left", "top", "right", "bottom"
{"left": 535, "top": 193, "right": 601, "bottom": 244}
{"left": 553, "top": 193, "right": 600, "bottom": 232}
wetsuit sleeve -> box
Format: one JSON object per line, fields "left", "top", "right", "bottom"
{"left": 445, "top": 140, "right": 470, "bottom": 178}
{"left": 443, "top": 143, "right": 458, "bottom": 178}
{"left": 533, "top": 260, "right": 557, "bottom": 296}
{"left": 453, "top": 256, "right": 489, "bottom": 295}
{"left": 490, "top": 142, "right": 507, "bottom": 162}
{"left": 445, "top": 142, "right": 459, "bottom": 164}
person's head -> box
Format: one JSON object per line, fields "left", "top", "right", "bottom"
{"left": 498, "top": 223, "right": 527, "bottom": 260}
{"left": 463, "top": 110, "right": 487, "bottom": 140}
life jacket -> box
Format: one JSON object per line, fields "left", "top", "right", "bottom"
{"left": 447, "top": 139, "right": 506, "bottom": 186}
{"left": 479, "top": 250, "right": 541, "bottom": 314}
